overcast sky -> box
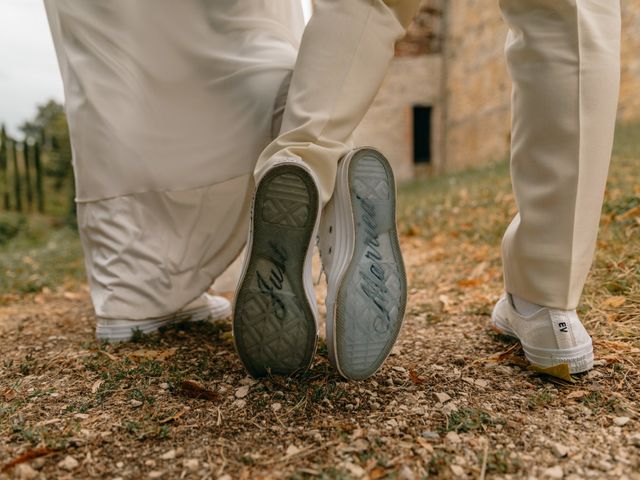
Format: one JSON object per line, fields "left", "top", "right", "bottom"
{"left": 0, "top": 0, "right": 313, "bottom": 138}
{"left": 0, "top": 0, "right": 63, "bottom": 137}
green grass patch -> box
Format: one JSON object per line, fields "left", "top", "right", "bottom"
{"left": 0, "top": 215, "right": 84, "bottom": 294}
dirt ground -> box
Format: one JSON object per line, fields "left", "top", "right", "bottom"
{"left": 1, "top": 127, "right": 639, "bottom": 479}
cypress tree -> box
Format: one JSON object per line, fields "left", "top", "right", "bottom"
{"left": 11, "top": 139, "right": 22, "bottom": 212}
{"left": 23, "top": 141, "right": 33, "bottom": 211}
{"left": 34, "top": 141, "right": 44, "bottom": 213}
{"left": 0, "top": 125, "right": 8, "bottom": 210}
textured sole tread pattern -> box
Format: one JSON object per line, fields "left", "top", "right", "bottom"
{"left": 335, "top": 150, "right": 407, "bottom": 380}
{"left": 234, "top": 166, "right": 318, "bottom": 377}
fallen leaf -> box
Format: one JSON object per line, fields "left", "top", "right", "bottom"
{"left": 484, "top": 343, "right": 519, "bottom": 363}
{"left": 1, "top": 447, "right": 52, "bottom": 473}
{"left": 179, "top": 380, "right": 219, "bottom": 401}
{"left": 528, "top": 363, "right": 575, "bottom": 383}
{"left": 91, "top": 379, "right": 103, "bottom": 394}
{"left": 456, "top": 278, "right": 482, "bottom": 288}
{"left": 408, "top": 369, "right": 425, "bottom": 385}
{"left": 616, "top": 206, "right": 640, "bottom": 221}
{"left": 128, "top": 348, "right": 177, "bottom": 362}
{"left": 601, "top": 296, "right": 626, "bottom": 308}
{"left": 370, "top": 466, "right": 387, "bottom": 480}
{"left": 566, "top": 390, "right": 588, "bottom": 400}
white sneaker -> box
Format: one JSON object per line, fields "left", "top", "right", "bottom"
{"left": 319, "top": 148, "right": 407, "bottom": 380}
{"left": 233, "top": 159, "right": 321, "bottom": 377}
{"left": 491, "top": 293, "right": 594, "bottom": 373}
{"left": 96, "top": 293, "right": 232, "bottom": 342}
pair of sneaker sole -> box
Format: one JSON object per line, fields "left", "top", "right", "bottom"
{"left": 233, "top": 148, "right": 407, "bottom": 380}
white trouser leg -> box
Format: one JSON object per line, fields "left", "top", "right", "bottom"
{"left": 500, "top": 0, "right": 621, "bottom": 309}
{"left": 254, "top": 0, "right": 420, "bottom": 205}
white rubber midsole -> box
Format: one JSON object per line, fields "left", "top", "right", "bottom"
{"left": 96, "top": 302, "right": 231, "bottom": 342}
{"left": 325, "top": 150, "right": 358, "bottom": 377}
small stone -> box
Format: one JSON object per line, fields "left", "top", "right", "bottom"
{"left": 159, "top": 383, "right": 169, "bottom": 390}
{"left": 450, "top": 465, "right": 465, "bottom": 477}
{"left": 235, "top": 386, "right": 250, "bottom": 398}
{"left": 58, "top": 455, "right": 79, "bottom": 470}
{"left": 239, "top": 376, "right": 257, "bottom": 386}
{"left": 462, "top": 377, "right": 475, "bottom": 385}
{"left": 614, "top": 416, "right": 631, "bottom": 426}
{"left": 148, "top": 471, "right": 164, "bottom": 479}
{"left": 351, "top": 438, "right": 369, "bottom": 452}
{"left": 183, "top": 458, "right": 199, "bottom": 471}
{"left": 175, "top": 447, "right": 184, "bottom": 457}
{"left": 343, "top": 462, "right": 366, "bottom": 477}
{"left": 551, "top": 443, "right": 569, "bottom": 458}
{"left": 421, "top": 431, "right": 440, "bottom": 441}
{"left": 233, "top": 399, "right": 246, "bottom": 409}
{"left": 116, "top": 461, "right": 124, "bottom": 468}
{"left": 399, "top": 465, "right": 416, "bottom": 480}
{"left": 445, "top": 431, "right": 461, "bottom": 444}
{"left": 130, "top": 399, "right": 143, "bottom": 407}
{"left": 15, "top": 463, "right": 38, "bottom": 480}
{"left": 434, "top": 392, "right": 451, "bottom": 403}
{"left": 218, "top": 475, "right": 232, "bottom": 480}
{"left": 628, "top": 433, "right": 640, "bottom": 447}
{"left": 160, "top": 449, "right": 176, "bottom": 460}
{"left": 542, "top": 465, "right": 563, "bottom": 479}
{"left": 271, "top": 402, "right": 282, "bottom": 412}
{"left": 475, "top": 379, "right": 489, "bottom": 388}
{"left": 286, "top": 445, "right": 301, "bottom": 456}
{"left": 145, "top": 459, "right": 156, "bottom": 467}
{"left": 598, "top": 460, "right": 613, "bottom": 471}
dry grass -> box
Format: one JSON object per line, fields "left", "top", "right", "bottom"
{"left": 1, "top": 124, "right": 639, "bottom": 479}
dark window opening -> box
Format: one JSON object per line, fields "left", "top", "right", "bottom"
{"left": 413, "top": 105, "right": 432, "bottom": 164}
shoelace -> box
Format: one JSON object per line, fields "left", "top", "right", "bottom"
{"left": 315, "top": 221, "right": 336, "bottom": 286}
{"left": 315, "top": 234, "right": 326, "bottom": 285}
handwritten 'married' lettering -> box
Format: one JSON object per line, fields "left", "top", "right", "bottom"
{"left": 357, "top": 195, "right": 391, "bottom": 334}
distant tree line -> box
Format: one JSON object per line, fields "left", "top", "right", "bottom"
{"left": 0, "top": 100, "right": 74, "bottom": 220}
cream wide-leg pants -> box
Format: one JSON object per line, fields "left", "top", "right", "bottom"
{"left": 499, "top": 0, "right": 621, "bottom": 310}
{"left": 45, "top": 0, "right": 416, "bottom": 320}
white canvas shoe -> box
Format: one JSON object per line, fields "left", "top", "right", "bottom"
{"left": 96, "top": 293, "right": 232, "bottom": 342}
{"left": 233, "top": 158, "right": 321, "bottom": 377}
{"left": 319, "top": 148, "right": 407, "bottom": 380}
{"left": 491, "top": 293, "right": 594, "bottom": 373}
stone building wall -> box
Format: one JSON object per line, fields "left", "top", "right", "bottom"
{"left": 354, "top": 0, "right": 443, "bottom": 182}
{"left": 443, "top": 0, "right": 640, "bottom": 171}
{"left": 620, "top": 0, "right": 640, "bottom": 122}
{"left": 354, "top": 55, "right": 442, "bottom": 182}
{"left": 442, "top": 0, "right": 510, "bottom": 170}
{"left": 357, "top": 0, "right": 640, "bottom": 181}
